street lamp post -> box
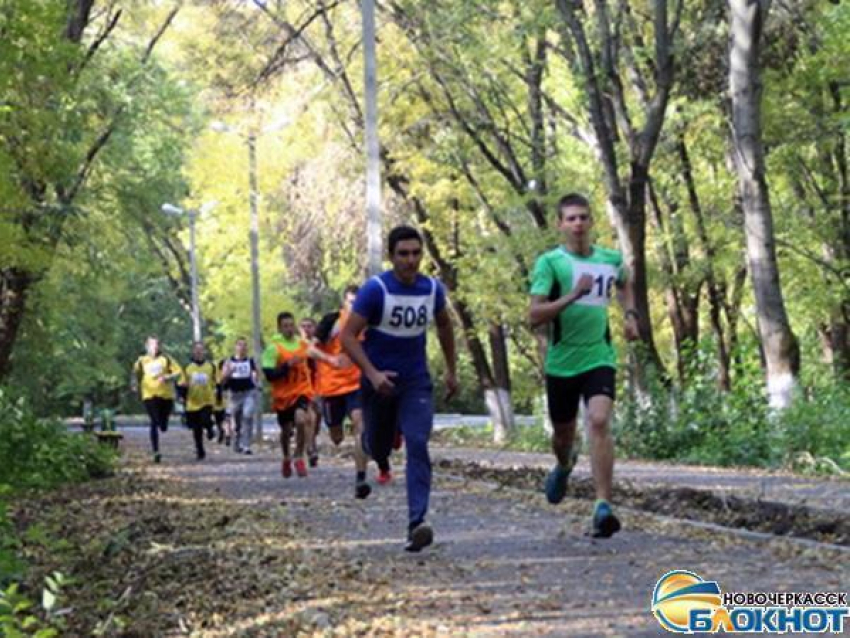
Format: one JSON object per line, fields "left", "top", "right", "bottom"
{"left": 246, "top": 131, "right": 264, "bottom": 443}
{"left": 162, "top": 203, "right": 210, "bottom": 342}
{"left": 210, "top": 121, "right": 288, "bottom": 443}
{"left": 362, "top": 0, "right": 383, "bottom": 276}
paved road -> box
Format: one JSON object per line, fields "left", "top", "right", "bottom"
{"left": 70, "top": 413, "right": 537, "bottom": 430}
{"left": 432, "top": 447, "right": 850, "bottom": 515}
{"left": 125, "top": 429, "right": 847, "bottom": 636}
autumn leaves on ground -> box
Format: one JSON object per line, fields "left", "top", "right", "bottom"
{"left": 7, "top": 429, "right": 848, "bottom": 637}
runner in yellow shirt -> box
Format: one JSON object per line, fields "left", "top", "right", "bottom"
{"left": 131, "top": 336, "right": 181, "bottom": 463}
{"left": 179, "top": 341, "right": 218, "bottom": 461}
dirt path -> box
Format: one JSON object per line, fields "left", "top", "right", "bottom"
{"left": 128, "top": 429, "right": 846, "bottom": 636}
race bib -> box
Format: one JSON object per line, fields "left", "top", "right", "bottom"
{"left": 375, "top": 277, "right": 436, "bottom": 338}
{"left": 145, "top": 361, "right": 164, "bottom": 377}
{"left": 230, "top": 361, "right": 251, "bottom": 379}
{"left": 571, "top": 262, "right": 618, "bottom": 308}
{"left": 192, "top": 372, "right": 209, "bottom": 386}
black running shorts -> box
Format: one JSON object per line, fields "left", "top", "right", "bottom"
{"left": 322, "top": 390, "right": 362, "bottom": 428}
{"left": 546, "top": 366, "right": 616, "bottom": 424}
{"left": 276, "top": 395, "right": 311, "bottom": 427}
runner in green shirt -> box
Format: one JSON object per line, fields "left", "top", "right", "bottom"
{"left": 529, "top": 193, "right": 639, "bottom": 538}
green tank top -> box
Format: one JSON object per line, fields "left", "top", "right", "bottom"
{"left": 530, "top": 245, "right": 626, "bottom": 377}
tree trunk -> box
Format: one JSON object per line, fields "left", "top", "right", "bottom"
{"left": 0, "top": 269, "right": 32, "bottom": 378}
{"left": 556, "top": 0, "right": 676, "bottom": 386}
{"left": 678, "top": 138, "right": 732, "bottom": 390}
{"left": 728, "top": 0, "right": 800, "bottom": 408}
{"left": 488, "top": 323, "right": 515, "bottom": 443}
{"left": 649, "top": 184, "right": 700, "bottom": 383}
{"left": 821, "top": 313, "right": 850, "bottom": 381}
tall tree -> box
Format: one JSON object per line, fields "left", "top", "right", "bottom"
{"left": 554, "top": 0, "right": 684, "bottom": 385}
{"left": 728, "top": 0, "right": 799, "bottom": 408}
{"left": 0, "top": 1, "right": 178, "bottom": 378}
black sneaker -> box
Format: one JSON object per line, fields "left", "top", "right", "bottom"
{"left": 225, "top": 436, "right": 231, "bottom": 447}
{"left": 355, "top": 480, "right": 371, "bottom": 500}
{"left": 206, "top": 427, "right": 215, "bottom": 441}
{"left": 591, "top": 501, "right": 621, "bottom": 538}
{"left": 153, "top": 453, "right": 162, "bottom": 464}
{"left": 405, "top": 523, "right": 434, "bottom": 552}
{"left": 197, "top": 450, "right": 206, "bottom": 461}
{"left": 309, "top": 453, "right": 319, "bottom": 468}
{"left": 243, "top": 448, "right": 253, "bottom": 456}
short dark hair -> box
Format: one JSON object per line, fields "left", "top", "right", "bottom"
{"left": 343, "top": 284, "right": 359, "bottom": 297}
{"left": 557, "top": 193, "right": 591, "bottom": 219}
{"left": 388, "top": 225, "right": 422, "bottom": 255}
{"left": 235, "top": 336, "right": 247, "bottom": 343}
{"left": 277, "top": 311, "right": 294, "bottom": 325}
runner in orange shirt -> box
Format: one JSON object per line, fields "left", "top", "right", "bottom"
{"left": 262, "top": 312, "right": 314, "bottom": 478}
{"left": 299, "top": 316, "right": 322, "bottom": 468}
{"left": 309, "top": 285, "right": 372, "bottom": 499}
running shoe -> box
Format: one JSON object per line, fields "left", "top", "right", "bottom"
{"left": 197, "top": 450, "right": 206, "bottom": 461}
{"left": 405, "top": 523, "right": 433, "bottom": 552}
{"left": 377, "top": 470, "right": 393, "bottom": 485}
{"left": 544, "top": 464, "right": 572, "bottom": 504}
{"left": 591, "top": 501, "right": 621, "bottom": 538}
{"left": 295, "top": 458, "right": 307, "bottom": 478}
{"left": 355, "top": 480, "right": 372, "bottom": 499}
{"left": 243, "top": 448, "right": 253, "bottom": 455}
{"left": 309, "top": 453, "right": 319, "bottom": 468}
{"left": 281, "top": 459, "right": 292, "bottom": 478}
{"left": 153, "top": 453, "right": 162, "bottom": 464}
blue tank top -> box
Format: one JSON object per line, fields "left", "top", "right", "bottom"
{"left": 352, "top": 271, "right": 446, "bottom": 383}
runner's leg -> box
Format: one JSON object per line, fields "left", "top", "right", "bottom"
{"left": 277, "top": 410, "right": 293, "bottom": 477}
{"left": 397, "top": 382, "right": 434, "bottom": 530}
{"left": 544, "top": 375, "right": 581, "bottom": 504}
{"left": 144, "top": 399, "right": 160, "bottom": 456}
{"left": 585, "top": 395, "right": 615, "bottom": 501}
{"left": 187, "top": 410, "right": 205, "bottom": 459}
{"left": 361, "top": 382, "right": 398, "bottom": 476}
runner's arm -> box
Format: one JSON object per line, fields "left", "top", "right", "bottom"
{"left": 261, "top": 344, "right": 290, "bottom": 381}
{"left": 616, "top": 277, "right": 640, "bottom": 341}
{"left": 528, "top": 285, "right": 591, "bottom": 327}
{"left": 616, "top": 276, "right": 637, "bottom": 315}
{"left": 251, "top": 358, "right": 260, "bottom": 386}
{"left": 340, "top": 311, "right": 379, "bottom": 381}
{"left": 435, "top": 308, "right": 456, "bottom": 377}
{"left": 435, "top": 307, "right": 458, "bottom": 399}
{"left": 262, "top": 363, "right": 291, "bottom": 382}
{"left": 131, "top": 359, "right": 141, "bottom": 392}
{"left": 529, "top": 294, "right": 570, "bottom": 326}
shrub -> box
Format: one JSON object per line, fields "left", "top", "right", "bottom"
{"left": 0, "top": 388, "right": 116, "bottom": 491}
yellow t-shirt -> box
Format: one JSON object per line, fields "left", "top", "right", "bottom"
{"left": 182, "top": 360, "right": 218, "bottom": 411}
{"left": 133, "top": 354, "right": 179, "bottom": 400}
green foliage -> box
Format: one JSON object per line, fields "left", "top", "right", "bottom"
{"left": 0, "top": 574, "right": 66, "bottom": 638}
{"left": 0, "top": 389, "right": 116, "bottom": 491}
{"left": 434, "top": 421, "right": 551, "bottom": 453}
{"left": 615, "top": 341, "right": 849, "bottom": 472}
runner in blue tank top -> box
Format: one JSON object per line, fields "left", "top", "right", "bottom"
{"left": 342, "top": 225, "right": 458, "bottom": 552}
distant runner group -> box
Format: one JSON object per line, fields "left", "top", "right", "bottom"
{"left": 132, "top": 194, "right": 638, "bottom": 549}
